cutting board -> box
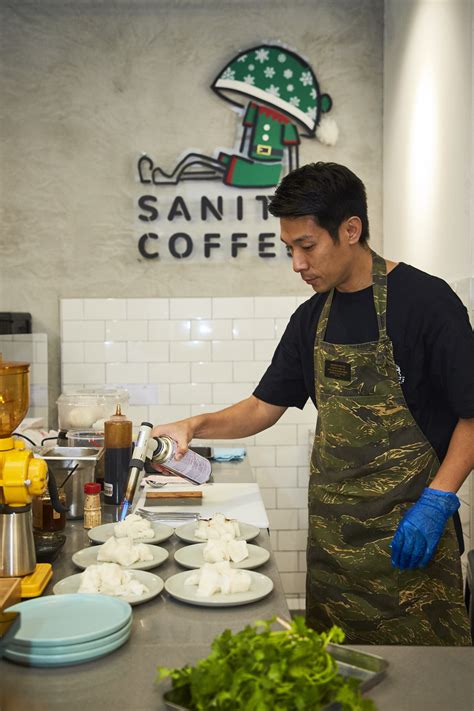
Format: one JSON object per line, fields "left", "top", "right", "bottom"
{"left": 138, "top": 483, "right": 269, "bottom": 528}
{"left": 0, "top": 578, "right": 21, "bottom": 612}
{"left": 145, "top": 490, "right": 203, "bottom": 506}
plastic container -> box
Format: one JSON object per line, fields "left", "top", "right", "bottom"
{"left": 67, "top": 430, "right": 105, "bottom": 485}
{"left": 56, "top": 388, "right": 129, "bottom": 431}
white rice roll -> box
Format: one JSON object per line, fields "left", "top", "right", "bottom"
{"left": 203, "top": 539, "right": 228, "bottom": 563}
{"left": 196, "top": 564, "right": 221, "bottom": 597}
{"left": 229, "top": 570, "right": 251, "bottom": 594}
{"left": 227, "top": 539, "right": 248, "bottom": 563}
{"left": 114, "top": 514, "right": 154, "bottom": 540}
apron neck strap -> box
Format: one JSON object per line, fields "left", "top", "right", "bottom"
{"left": 316, "top": 249, "right": 388, "bottom": 341}
{"left": 371, "top": 250, "right": 387, "bottom": 338}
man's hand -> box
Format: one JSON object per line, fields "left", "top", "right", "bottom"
{"left": 390, "top": 487, "right": 460, "bottom": 570}
{"left": 151, "top": 420, "right": 195, "bottom": 460}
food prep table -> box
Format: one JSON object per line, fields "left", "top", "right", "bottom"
{"left": 1, "top": 459, "right": 473, "bottom": 710}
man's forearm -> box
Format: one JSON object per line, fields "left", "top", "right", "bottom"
{"left": 191, "top": 396, "right": 286, "bottom": 440}
{"left": 429, "top": 417, "right": 474, "bottom": 493}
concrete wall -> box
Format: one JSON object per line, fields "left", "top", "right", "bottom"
{"left": 0, "top": 0, "right": 384, "bottom": 426}
{"left": 384, "top": 0, "right": 474, "bottom": 570}
{"left": 383, "top": 0, "right": 472, "bottom": 285}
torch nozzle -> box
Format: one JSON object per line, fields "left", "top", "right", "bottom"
{"left": 119, "top": 499, "right": 129, "bottom": 521}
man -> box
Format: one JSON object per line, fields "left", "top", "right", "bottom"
{"left": 153, "top": 162, "right": 473, "bottom": 645}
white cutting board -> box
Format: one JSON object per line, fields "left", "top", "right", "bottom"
{"left": 135, "top": 483, "right": 269, "bottom": 528}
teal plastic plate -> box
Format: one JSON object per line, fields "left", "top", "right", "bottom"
{"left": 3, "top": 622, "right": 131, "bottom": 667}
{"left": 6, "top": 618, "right": 132, "bottom": 656}
{"left": 6, "top": 594, "right": 132, "bottom": 647}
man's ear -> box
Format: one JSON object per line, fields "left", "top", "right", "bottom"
{"left": 345, "top": 216, "right": 362, "bottom": 244}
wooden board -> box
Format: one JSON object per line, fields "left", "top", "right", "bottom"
{"left": 145, "top": 490, "right": 203, "bottom": 499}
{"left": 0, "top": 578, "right": 21, "bottom": 612}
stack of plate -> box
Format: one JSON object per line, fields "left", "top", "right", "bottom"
{"left": 3, "top": 594, "right": 132, "bottom": 667}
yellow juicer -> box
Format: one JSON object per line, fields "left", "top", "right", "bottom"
{"left": 0, "top": 355, "right": 52, "bottom": 596}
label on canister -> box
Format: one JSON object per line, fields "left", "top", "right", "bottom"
{"left": 103, "top": 482, "right": 113, "bottom": 497}
{"left": 153, "top": 437, "right": 211, "bottom": 484}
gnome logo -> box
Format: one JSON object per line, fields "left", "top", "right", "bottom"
{"left": 138, "top": 43, "right": 338, "bottom": 189}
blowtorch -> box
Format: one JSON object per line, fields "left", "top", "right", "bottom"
{"left": 119, "top": 422, "right": 157, "bottom": 521}
{"left": 119, "top": 421, "right": 211, "bottom": 520}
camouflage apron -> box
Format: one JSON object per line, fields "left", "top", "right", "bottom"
{"left": 306, "top": 251, "right": 471, "bottom": 645}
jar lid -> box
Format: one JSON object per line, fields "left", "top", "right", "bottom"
{"left": 84, "top": 482, "right": 101, "bottom": 495}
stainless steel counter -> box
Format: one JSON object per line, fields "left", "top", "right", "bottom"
{"left": 1, "top": 460, "right": 473, "bottom": 710}
{"left": 0, "top": 460, "right": 292, "bottom": 710}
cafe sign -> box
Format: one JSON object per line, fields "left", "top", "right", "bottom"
{"left": 135, "top": 42, "right": 338, "bottom": 261}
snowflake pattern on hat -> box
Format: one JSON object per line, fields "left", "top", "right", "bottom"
{"left": 212, "top": 43, "right": 333, "bottom": 135}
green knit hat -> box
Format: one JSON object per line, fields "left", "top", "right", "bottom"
{"left": 212, "top": 43, "right": 334, "bottom": 138}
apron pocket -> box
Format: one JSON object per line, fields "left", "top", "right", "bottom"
{"left": 317, "top": 394, "right": 391, "bottom": 472}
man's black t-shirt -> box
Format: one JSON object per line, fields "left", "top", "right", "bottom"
{"left": 254, "top": 263, "right": 474, "bottom": 463}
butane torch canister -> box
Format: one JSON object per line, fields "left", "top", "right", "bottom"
{"left": 151, "top": 436, "right": 211, "bottom": 484}
{"left": 104, "top": 404, "right": 133, "bottom": 505}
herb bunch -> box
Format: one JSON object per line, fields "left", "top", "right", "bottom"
{"left": 157, "top": 616, "right": 376, "bottom": 710}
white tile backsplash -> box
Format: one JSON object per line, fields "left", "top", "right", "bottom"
{"left": 170, "top": 298, "right": 212, "bottom": 320}
{"left": 232, "top": 361, "right": 267, "bottom": 383}
{"left": 171, "top": 341, "right": 211, "bottom": 362}
{"left": 253, "top": 296, "right": 297, "bottom": 318}
{"left": 56, "top": 296, "right": 317, "bottom": 610}
{"left": 127, "top": 298, "right": 169, "bottom": 320}
{"left": 84, "top": 341, "right": 127, "bottom": 363}
{"left": 191, "top": 362, "right": 233, "bottom": 383}
{"left": 62, "top": 363, "right": 106, "bottom": 385}
{"left": 148, "top": 320, "right": 191, "bottom": 341}
{"left": 105, "top": 320, "right": 148, "bottom": 341}
{"left": 127, "top": 341, "right": 169, "bottom": 363}
{"left": 61, "top": 342, "right": 84, "bottom": 363}
{"left": 149, "top": 362, "right": 191, "bottom": 383}
{"left": 254, "top": 340, "right": 280, "bottom": 360}
{"left": 105, "top": 362, "right": 148, "bottom": 384}
{"left": 84, "top": 298, "right": 126, "bottom": 320}
{"left": 212, "top": 340, "right": 254, "bottom": 361}
{"left": 62, "top": 321, "right": 105, "bottom": 342}
{"left": 212, "top": 297, "right": 254, "bottom": 318}
{"left": 213, "top": 382, "right": 255, "bottom": 404}
{"left": 171, "top": 383, "right": 213, "bottom": 404}
{"left": 191, "top": 319, "right": 232, "bottom": 341}
{"left": 232, "top": 319, "right": 275, "bottom": 340}
{"left": 60, "top": 299, "right": 84, "bottom": 320}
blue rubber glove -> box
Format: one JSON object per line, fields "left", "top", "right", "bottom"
{"left": 391, "top": 487, "right": 460, "bottom": 570}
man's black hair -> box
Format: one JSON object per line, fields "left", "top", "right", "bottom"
{"left": 268, "top": 162, "right": 369, "bottom": 244}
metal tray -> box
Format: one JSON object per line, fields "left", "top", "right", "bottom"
{"left": 38, "top": 446, "right": 104, "bottom": 465}
{"left": 163, "top": 643, "right": 388, "bottom": 710}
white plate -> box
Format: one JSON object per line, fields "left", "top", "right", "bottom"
{"left": 88, "top": 521, "right": 173, "bottom": 545}
{"left": 164, "top": 570, "right": 273, "bottom": 607}
{"left": 174, "top": 520, "right": 260, "bottom": 544}
{"left": 174, "top": 543, "right": 269, "bottom": 570}
{"left": 53, "top": 570, "right": 164, "bottom": 606}
{"left": 72, "top": 544, "right": 169, "bottom": 571}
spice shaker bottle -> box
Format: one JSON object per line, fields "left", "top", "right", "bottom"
{"left": 104, "top": 405, "right": 133, "bottom": 505}
{"left": 83, "top": 482, "right": 102, "bottom": 529}
{"left": 151, "top": 436, "right": 211, "bottom": 484}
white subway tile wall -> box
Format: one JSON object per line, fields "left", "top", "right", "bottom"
{"left": 60, "top": 296, "right": 310, "bottom": 606}
{"left": 60, "top": 288, "right": 474, "bottom": 607}
{"left": 0, "top": 334, "right": 48, "bottom": 421}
